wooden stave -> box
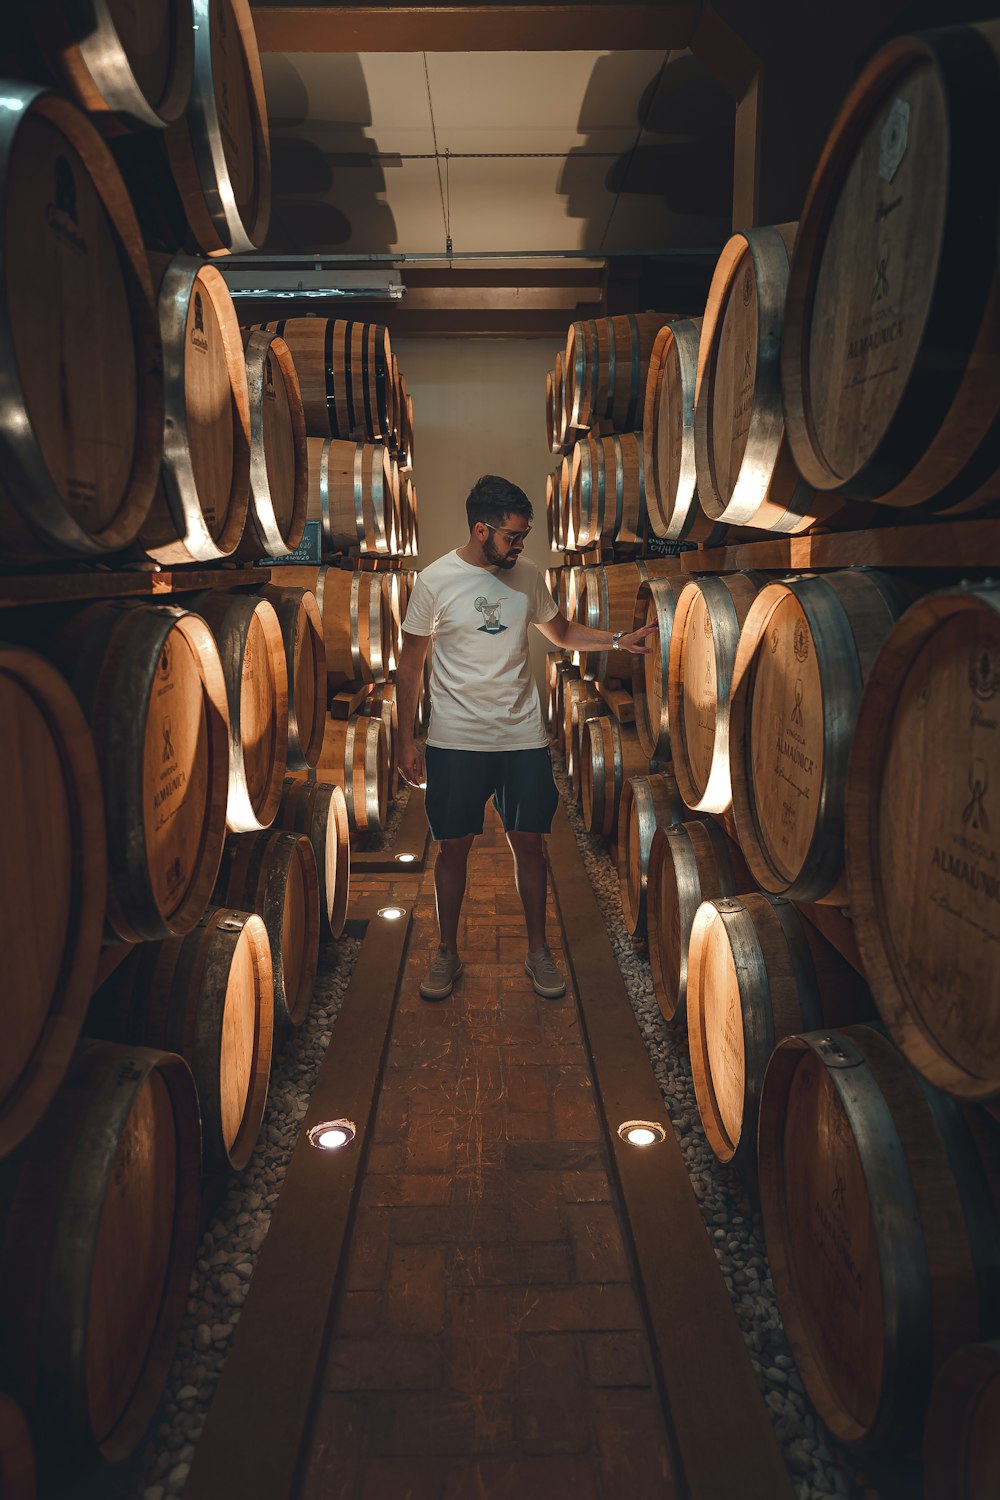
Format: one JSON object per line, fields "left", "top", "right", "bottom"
{"left": 781, "top": 24, "right": 1000, "bottom": 514}
{"left": 31, "top": 0, "right": 195, "bottom": 132}
{"left": 139, "top": 257, "right": 250, "bottom": 564}
{"left": 0, "top": 1393, "right": 36, "bottom": 1500}
{"left": 646, "top": 818, "right": 750, "bottom": 1025}
{"left": 90, "top": 906, "right": 273, "bottom": 1174}
{"left": 667, "top": 570, "right": 768, "bottom": 815}
{"left": 260, "top": 585, "right": 326, "bottom": 772}
{"left": 695, "top": 225, "right": 841, "bottom": 535}
{"left": 687, "top": 892, "right": 870, "bottom": 1182}
{"left": 730, "top": 568, "right": 909, "bottom": 905}
{"left": 51, "top": 601, "right": 230, "bottom": 943}
{"left": 165, "top": 0, "right": 271, "bottom": 255}
{"left": 188, "top": 591, "right": 288, "bottom": 834}
{"left": 845, "top": 583, "right": 1000, "bottom": 1102}
{"left": 923, "top": 1339, "right": 1000, "bottom": 1499}
{"left": 630, "top": 575, "right": 690, "bottom": 760}
{"left": 216, "top": 829, "right": 319, "bottom": 1030}
{"left": 0, "top": 647, "right": 107, "bottom": 1159}
{"left": 617, "top": 770, "right": 693, "bottom": 938}
{"left": 0, "top": 1040, "right": 201, "bottom": 1478}
{"left": 580, "top": 716, "right": 647, "bottom": 839}
{"left": 0, "top": 87, "right": 163, "bottom": 563}
{"left": 758, "top": 1024, "right": 1000, "bottom": 1452}
{"left": 237, "top": 329, "right": 307, "bottom": 560}
{"left": 276, "top": 776, "right": 350, "bottom": 940}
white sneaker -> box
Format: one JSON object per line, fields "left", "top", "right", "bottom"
{"left": 420, "top": 946, "right": 463, "bottom": 1001}
{"left": 525, "top": 944, "right": 566, "bottom": 999}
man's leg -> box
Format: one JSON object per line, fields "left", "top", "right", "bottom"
{"left": 506, "top": 831, "right": 548, "bottom": 953}
{"left": 434, "top": 833, "right": 475, "bottom": 953}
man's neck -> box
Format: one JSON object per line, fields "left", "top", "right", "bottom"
{"left": 456, "top": 539, "right": 495, "bottom": 569}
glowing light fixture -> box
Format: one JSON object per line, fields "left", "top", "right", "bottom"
{"left": 617, "top": 1120, "right": 666, "bottom": 1147}
{"left": 378, "top": 905, "right": 405, "bottom": 921}
{"left": 396, "top": 853, "right": 416, "bottom": 863}
{"left": 308, "top": 1118, "right": 357, "bottom": 1152}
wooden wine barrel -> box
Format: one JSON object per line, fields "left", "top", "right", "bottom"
{"left": 570, "top": 432, "right": 648, "bottom": 550}
{"left": 630, "top": 574, "right": 690, "bottom": 760}
{"left": 304, "top": 437, "right": 396, "bottom": 556}
{"left": 256, "top": 318, "right": 394, "bottom": 443}
{"left": 759, "top": 1024, "right": 1000, "bottom": 1451}
{"left": 398, "top": 373, "right": 412, "bottom": 465}
{"left": 236, "top": 329, "right": 307, "bottom": 561}
{"left": 259, "top": 584, "right": 325, "bottom": 773}
{"left": 667, "top": 571, "right": 767, "bottom": 814}
{"left": 31, "top": 0, "right": 194, "bottom": 131}
{"left": 548, "top": 657, "right": 578, "bottom": 738}
{"left": 189, "top": 591, "right": 288, "bottom": 833}
{"left": 313, "top": 713, "right": 389, "bottom": 837}
{"left": 643, "top": 315, "right": 730, "bottom": 546}
{"left": 575, "top": 559, "right": 681, "bottom": 685}
{"left": 646, "top": 818, "right": 750, "bottom": 1024}
{"left": 361, "top": 684, "right": 400, "bottom": 793}
{"left": 845, "top": 583, "right": 1000, "bottom": 1101}
{"left": 90, "top": 907, "right": 273, "bottom": 1173}
{"left": 687, "top": 894, "right": 871, "bottom": 1182}
{"left": 695, "top": 225, "right": 842, "bottom": 533}
{"left": 216, "top": 830, "right": 319, "bottom": 1030}
{"left": 0, "top": 1394, "right": 35, "bottom": 1500}
{"left": 51, "top": 601, "right": 230, "bottom": 943}
{"left": 0, "top": 1041, "right": 201, "bottom": 1479}
{"left": 0, "top": 649, "right": 106, "bottom": 1159}
{"left": 580, "top": 717, "right": 648, "bottom": 838}
{"left": 617, "top": 771, "right": 694, "bottom": 938}
{"left": 272, "top": 563, "right": 392, "bottom": 687}
{"left": 782, "top": 22, "right": 1000, "bottom": 514}
{"left": 569, "top": 696, "right": 608, "bottom": 807}
{"left": 565, "top": 314, "right": 672, "bottom": 433}
{"left": 730, "top": 569, "right": 909, "bottom": 905}
{"left": 165, "top": 0, "right": 270, "bottom": 254}
{"left": 546, "top": 366, "right": 559, "bottom": 455}
{"left": 0, "top": 87, "right": 162, "bottom": 563}
{"left": 563, "top": 678, "right": 603, "bottom": 777}
{"left": 138, "top": 257, "right": 250, "bottom": 564}
{"left": 924, "top": 1340, "right": 1000, "bottom": 1499}
{"left": 276, "top": 776, "right": 350, "bottom": 940}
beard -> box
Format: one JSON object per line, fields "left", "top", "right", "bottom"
{"left": 484, "top": 534, "right": 518, "bottom": 570}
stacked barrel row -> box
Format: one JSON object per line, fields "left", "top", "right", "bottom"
{"left": 0, "top": 573, "right": 357, "bottom": 1494}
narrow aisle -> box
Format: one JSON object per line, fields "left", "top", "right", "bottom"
{"left": 300, "top": 805, "right": 676, "bottom": 1499}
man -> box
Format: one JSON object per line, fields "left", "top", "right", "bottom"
{"left": 396, "top": 474, "right": 656, "bottom": 1002}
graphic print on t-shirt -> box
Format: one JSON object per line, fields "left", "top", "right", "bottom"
{"left": 474, "top": 595, "right": 508, "bottom": 634}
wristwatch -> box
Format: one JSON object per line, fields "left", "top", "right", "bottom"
{"left": 611, "top": 629, "right": 626, "bottom": 651}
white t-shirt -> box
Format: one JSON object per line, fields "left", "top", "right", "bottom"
{"left": 402, "top": 550, "right": 559, "bottom": 750}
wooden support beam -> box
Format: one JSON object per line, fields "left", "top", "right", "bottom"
{"left": 252, "top": 2, "right": 701, "bottom": 53}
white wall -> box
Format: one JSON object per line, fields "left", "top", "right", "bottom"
{"left": 394, "top": 337, "right": 562, "bottom": 690}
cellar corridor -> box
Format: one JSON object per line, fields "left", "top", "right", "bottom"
{"left": 184, "top": 798, "right": 792, "bottom": 1500}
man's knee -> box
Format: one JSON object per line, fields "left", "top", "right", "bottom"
{"left": 438, "top": 833, "right": 475, "bottom": 863}
{"left": 506, "top": 830, "right": 545, "bottom": 857}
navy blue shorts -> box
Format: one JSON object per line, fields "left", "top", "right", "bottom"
{"left": 424, "top": 746, "right": 559, "bottom": 841}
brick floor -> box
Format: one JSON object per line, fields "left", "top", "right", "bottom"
{"left": 300, "top": 808, "right": 676, "bottom": 1500}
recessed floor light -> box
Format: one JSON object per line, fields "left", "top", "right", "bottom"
{"left": 396, "top": 853, "right": 416, "bottom": 863}
{"left": 378, "top": 905, "right": 405, "bottom": 920}
{"left": 617, "top": 1120, "right": 666, "bottom": 1147}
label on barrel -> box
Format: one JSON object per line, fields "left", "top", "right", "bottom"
{"left": 265, "top": 519, "right": 322, "bottom": 566}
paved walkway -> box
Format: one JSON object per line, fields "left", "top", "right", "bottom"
{"left": 298, "top": 806, "right": 676, "bottom": 1500}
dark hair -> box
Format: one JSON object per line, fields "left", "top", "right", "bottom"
{"left": 465, "top": 474, "right": 533, "bottom": 532}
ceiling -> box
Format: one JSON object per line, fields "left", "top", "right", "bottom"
{"left": 258, "top": 47, "right": 734, "bottom": 258}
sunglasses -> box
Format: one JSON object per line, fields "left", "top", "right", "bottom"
{"left": 481, "top": 521, "right": 532, "bottom": 544}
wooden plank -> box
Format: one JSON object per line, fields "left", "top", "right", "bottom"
{"left": 596, "top": 680, "right": 635, "bottom": 724}
{"left": 184, "top": 898, "right": 413, "bottom": 1500}
{"left": 545, "top": 802, "right": 795, "bottom": 1500}
{"left": 0, "top": 566, "right": 271, "bottom": 609}
{"left": 329, "top": 682, "right": 374, "bottom": 717}
{"left": 253, "top": 3, "right": 700, "bottom": 52}
{"left": 683, "top": 517, "right": 1000, "bottom": 575}
{"left": 351, "top": 788, "right": 430, "bottom": 873}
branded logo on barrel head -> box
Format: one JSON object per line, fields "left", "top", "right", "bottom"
{"left": 742, "top": 267, "right": 753, "bottom": 306}
{"left": 159, "top": 643, "right": 171, "bottom": 676}
{"left": 791, "top": 678, "right": 804, "bottom": 727}
{"left": 768, "top": 628, "right": 779, "bottom": 655}
{"left": 743, "top": 347, "right": 752, "bottom": 382}
{"left": 871, "top": 246, "right": 891, "bottom": 304}
{"left": 191, "top": 291, "right": 209, "bottom": 351}
{"left": 793, "top": 618, "right": 810, "bottom": 663}
{"left": 963, "top": 758, "right": 990, "bottom": 833}
{"left": 879, "top": 97, "right": 910, "bottom": 183}
{"left": 969, "top": 645, "right": 1000, "bottom": 701}
{"left": 162, "top": 717, "right": 175, "bottom": 763}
